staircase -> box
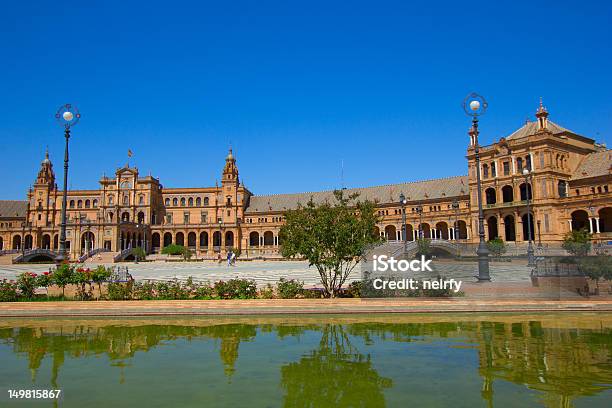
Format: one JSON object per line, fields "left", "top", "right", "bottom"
{"left": 82, "top": 251, "right": 118, "bottom": 265}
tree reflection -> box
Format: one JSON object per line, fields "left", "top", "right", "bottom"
{"left": 280, "top": 324, "right": 392, "bottom": 407}
{"left": 0, "top": 318, "right": 610, "bottom": 407}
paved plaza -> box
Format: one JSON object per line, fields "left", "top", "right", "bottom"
{"left": 0, "top": 259, "right": 532, "bottom": 287}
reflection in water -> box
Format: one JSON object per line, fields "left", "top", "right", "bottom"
{"left": 281, "top": 324, "right": 392, "bottom": 406}
{"left": 0, "top": 315, "right": 611, "bottom": 407}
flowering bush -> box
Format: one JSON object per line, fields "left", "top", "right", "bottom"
{"left": 17, "top": 272, "right": 38, "bottom": 299}
{"left": 0, "top": 279, "right": 19, "bottom": 302}
{"left": 73, "top": 267, "right": 93, "bottom": 300}
{"left": 51, "top": 264, "right": 75, "bottom": 297}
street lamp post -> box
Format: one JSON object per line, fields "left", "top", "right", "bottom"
{"left": 54, "top": 104, "right": 81, "bottom": 264}
{"left": 399, "top": 193, "right": 407, "bottom": 254}
{"left": 463, "top": 93, "right": 490, "bottom": 282}
{"left": 523, "top": 168, "right": 536, "bottom": 266}
{"left": 416, "top": 205, "right": 423, "bottom": 239}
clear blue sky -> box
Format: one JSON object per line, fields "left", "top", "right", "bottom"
{"left": 1, "top": 0, "right": 610, "bottom": 200}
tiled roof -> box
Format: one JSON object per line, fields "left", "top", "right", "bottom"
{"left": 505, "top": 120, "right": 573, "bottom": 140}
{"left": 0, "top": 200, "right": 27, "bottom": 218}
{"left": 245, "top": 175, "right": 468, "bottom": 213}
{"left": 572, "top": 150, "right": 612, "bottom": 180}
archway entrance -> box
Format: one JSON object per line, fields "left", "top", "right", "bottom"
{"left": 521, "top": 213, "right": 535, "bottom": 241}
{"left": 81, "top": 231, "right": 95, "bottom": 254}
{"left": 599, "top": 207, "right": 612, "bottom": 232}
{"left": 570, "top": 210, "right": 589, "bottom": 231}
{"left": 487, "top": 217, "right": 498, "bottom": 240}
{"left": 42, "top": 234, "right": 51, "bottom": 249}
{"left": 504, "top": 215, "right": 516, "bottom": 241}
{"left": 163, "top": 232, "right": 172, "bottom": 247}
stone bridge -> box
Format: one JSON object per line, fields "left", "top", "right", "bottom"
{"left": 12, "top": 249, "right": 59, "bottom": 263}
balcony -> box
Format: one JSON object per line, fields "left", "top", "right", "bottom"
{"left": 485, "top": 200, "right": 528, "bottom": 210}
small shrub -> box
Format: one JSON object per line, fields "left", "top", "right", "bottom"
{"left": 0, "top": 279, "right": 19, "bottom": 302}
{"left": 562, "top": 229, "right": 592, "bottom": 257}
{"left": 486, "top": 237, "right": 507, "bottom": 259}
{"left": 155, "top": 279, "right": 190, "bottom": 300}
{"left": 276, "top": 278, "right": 304, "bottom": 299}
{"left": 107, "top": 282, "right": 133, "bottom": 300}
{"left": 132, "top": 247, "right": 146, "bottom": 261}
{"left": 17, "top": 272, "right": 38, "bottom": 299}
{"left": 193, "top": 282, "right": 214, "bottom": 299}
{"left": 161, "top": 244, "right": 187, "bottom": 256}
{"left": 133, "top": 281, "right": 156, "bottom": 300}
{"left": 347, "top": 280, "right": 364, "bottom": 298}
{"left": 259, "top": 283, "right": 275, "bottom": 299}
{"left": 214, "top": 279, "right": 257, "bottom": 299}
{"left": 417, "top": 238, "right": 431, "bottom": 257}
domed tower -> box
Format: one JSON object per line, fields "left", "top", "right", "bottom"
{"left": 535, "top": 97, "right": 549, "bottom": 131}
{"left": 35, "top": 149, "right": 56, "bottom": 188}
{"left": 222, "top": 148, "right": 239, "bottom": 184}
{"left": 220, "top": 148, "right": 240, "bottom": 226}
{"left": 29, "top": 149, "right": 58, "bottom": 228}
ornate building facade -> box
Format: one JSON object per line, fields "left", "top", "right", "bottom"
{"left": 0, "top": 102, "right": 610, "bottom": 260}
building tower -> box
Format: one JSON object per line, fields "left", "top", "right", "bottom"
{"left": 29, "top": 149, "right": 57, "bottom": 229}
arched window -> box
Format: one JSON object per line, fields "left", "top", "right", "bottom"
{"left": 204, "top": 197, "right": 209, "bottom": 206}
{"left": 516, "top": 157, "right": 523, "bottom": 172}
{"left": 188, "top": 197, "right": 194, "bottom": 207}
{"left": 123, "top": 195, "right": 129, "bottom": 205}
{"left": 180, "top": 197, "right": 186, "bottom": 206}
{"left": 525, "top": 155, "right": 532, "bottom": 171}
{"left": 108, "top": 195, "right": 114, "bottom": 205}
{"left": 483, "top": 164, "right": 489, "bottom": 179}
{"left": 85, "top": 199, "right": 90, "bottom": 208}
{"left": 173, "top": 198, "right": 178, "bottom": 206}
{"left": 92, "top": 199, "right": 98, "bottom": 208}
{"left": 77, "top": 200, "right": 83, "bottom": 208}
{"left": 139, "top": 195, "right": 144, "bottom": 204}
{"left": 69, "top": 200, "right": 75, "bottom": 208}
{"left": 165, "top": 198, "right": 170, "bottom": 206}
{"left": 196, "top": 197, "right": 201, "bottom": 206}
{"left": 558, "top": 180, "right": 567, "bottom": 198}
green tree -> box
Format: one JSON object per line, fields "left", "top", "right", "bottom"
{"left": 52, "top": 264, "right": 74, "bottom": 298}
{"left": 416, "top": 238, "right": 431, "bottom": 257}
{"left": 132, "top": 247, "right": 146, "bottom": 262}
{"left": 161, "top": 244, "right": 187, "bottom": 256}
{"left": 279, "top": 190, "right": 380, "bottom": 298}
{"left": 91, "top": 266, "right": 112, "bottom": 299}
{"left": 486, "top": 237, "right": 507, "bottom": 259}
{"left": 562, "top": 229, "right": 592, "bottom": 257}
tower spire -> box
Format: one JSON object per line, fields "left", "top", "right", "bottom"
{"left": 535, "top": 97, "right": 549, "bottom": 130}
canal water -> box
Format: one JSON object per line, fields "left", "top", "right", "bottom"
{"left": 0, "top": 313, "right": 610, "bottom": 407}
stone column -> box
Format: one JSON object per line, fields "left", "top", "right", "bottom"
{"left": 568, "top": 219, "right": 573, "bottom": 232}
{"left": 595, "top": 217, "right": 600, "bottom": 233}
{"left": 588, "top": 218, "right": 594, "bottom": 233}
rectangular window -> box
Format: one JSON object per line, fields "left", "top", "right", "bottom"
{"left": 201, "top": 212, "right": 207, "bottom": 223}
{"left": 540, "top": 180, "right": 547, "bottom": 198}
{"left": 503, "top": 162, "right": 510, "bottom": 176}
{"left": 166, "top": 214, "right": 173, "bottom": 224}
{"left": 491, "top": 162, "right": 496, "bottom": 177}
{"left": 184, "top": 213, "right": 190, "bottom": 224}
{"left": 540, "top": 153, "right": 545, "bottom": 168}
{"left": 544, "top": 214, "right": 550, "bottom": 232}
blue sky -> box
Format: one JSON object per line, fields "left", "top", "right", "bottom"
{"left": 1, "top": 0, "right": 610, "bottom": 199}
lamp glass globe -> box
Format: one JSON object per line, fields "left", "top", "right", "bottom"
{"left": 469, "top": 100, "right": 480, "bottom": 111}
{"left": 523, "top": 168, "right": 530, "bottom": 175}
{"left": 62, "top": 111, "right": 74, "bottom": 121}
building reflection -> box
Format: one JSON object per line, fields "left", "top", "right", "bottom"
{"left": 0, "top": 317, "right": 610, "bottom": 407}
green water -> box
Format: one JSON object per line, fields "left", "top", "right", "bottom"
{"left": 0, "top": 314, "right": 610, "bottom": 407}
